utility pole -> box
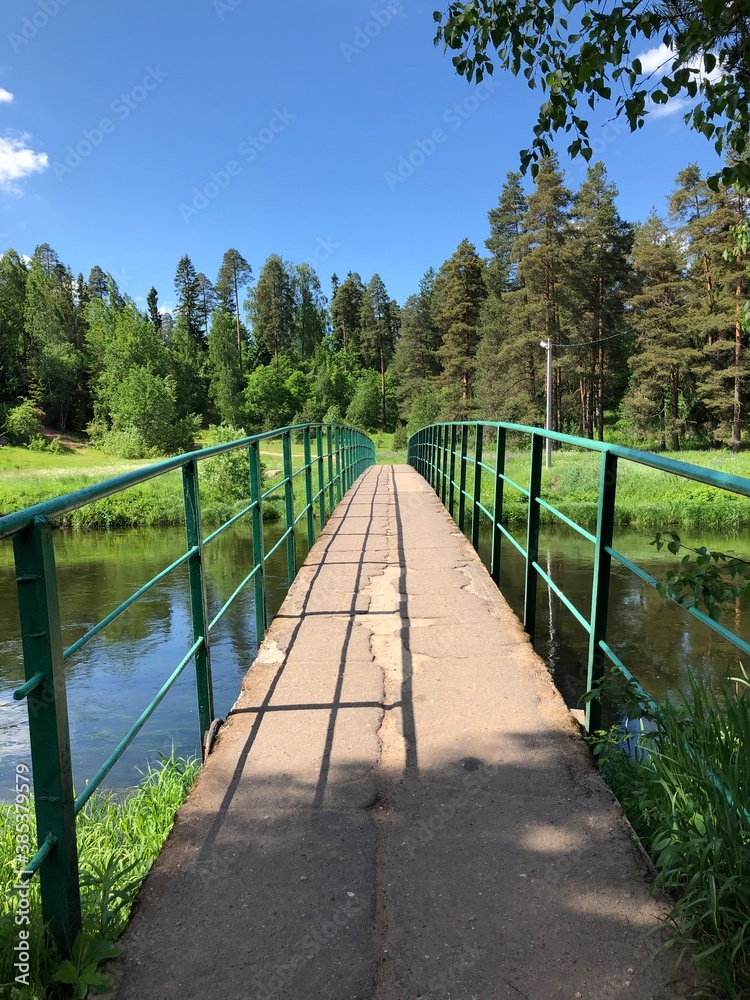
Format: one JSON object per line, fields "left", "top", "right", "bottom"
{"left": 541, "top": 340, "right": 553, "bottom": 469}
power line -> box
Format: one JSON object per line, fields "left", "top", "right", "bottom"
{"left": 548, "top": 330, "right": 632, "bottom": 350}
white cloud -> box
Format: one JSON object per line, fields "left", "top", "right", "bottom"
{"left": 637, "top": 43, "right": 674, "bottom": 77}
{"left": 0, "top": 88, "right": 14, "bottom": 103}
{"left": 635, "top": 43, "right": 722, "bottom": 84}
{"left": 649, "top": 96, "right": 692, "bottom": 119}
{"left": 0, "top": 133, "right": 48, "bottom": 193}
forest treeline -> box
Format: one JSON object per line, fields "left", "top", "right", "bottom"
{"left": 0, "top": 158, "right": 748, "bottom": 457}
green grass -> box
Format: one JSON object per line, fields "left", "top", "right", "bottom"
{"left": 593, "top": 671, "right": 750, "bottom": 998}
{"left": 6, "top": 434, "right": 749, "bottom": 532}
{"left": 471, "top": 447, "right": 750, "bottom": 530}
{"left": 0, "top": 753, "right": 199, "bottom": 999}
{"left": 0, "top": 443, "right": 144, "bottom": 474}
{"left": 372, "top": 431, "right": 407, "bottom": 465}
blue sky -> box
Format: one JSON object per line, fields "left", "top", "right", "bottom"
{"left": 0, "top": 0, "right": 723, "bottom": 311}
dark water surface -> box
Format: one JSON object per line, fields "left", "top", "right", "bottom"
{"left": 2, "top": 517, "right": 748, "bottom": 802}
{"left": 0, "top": 522, "right": 309, "bottom": 801}
{"left": 475, "top": 523, "right": 750, "bottom": 714}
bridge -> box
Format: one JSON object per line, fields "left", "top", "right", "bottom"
{"left": 6, "top": 422, "right": 750, "bottom": 998}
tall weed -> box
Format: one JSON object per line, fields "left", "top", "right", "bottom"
{"left": 593, "top": 671, "right": 750, "bottom": 998}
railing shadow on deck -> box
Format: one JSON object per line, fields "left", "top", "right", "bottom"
{"left": 1, "top": 423, "right": 375, "bottom": 954}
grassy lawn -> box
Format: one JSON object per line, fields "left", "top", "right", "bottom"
{"left": 3, "top": 432, "right": 750, "bottom": 530}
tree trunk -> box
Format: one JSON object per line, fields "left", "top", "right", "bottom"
{"left": 659, "top": 396, "right": 666, "bottom": 452}
{"left": 732, "top": 308, "right": 742, "bottom": 453}
{"left": 670, "top": 364, "right": 680, "bottom": 451}
{"left": 578, "top": 378, "right": 586, "bottom": 436}
{"left": 234, "top": 273, "right": 243, "bottom": 375}
{"left": 380, "top": 343, "right": 386, "bottom": 428}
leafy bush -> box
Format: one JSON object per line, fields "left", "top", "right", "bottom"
{"left": 345, "top": 371, "right": 398, "bottom": 431}
{"left": 46, "top": 437, "right": 66, "bottom": 455}
{"left": 323, "top": 404, "right": 343, "bottom": 425}
{"left": 406, "top": 387, "right": 440, "bottom": 438}
{"left": 5, "top": 399, "right": 43, "bottom": 445}
{"left": 199, "top": 425, "right": 257, "bottom": 510}
{"left": 393, "top": 424, "right": 408, "bottom": 450}
{"left": 102, "top": 368, "right": 198, "bottom": 458}
{"left": 28, "top": 434, "right": 48, "bottom": 452}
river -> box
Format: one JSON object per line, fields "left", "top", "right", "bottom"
{"left": 1, "top": 519, "right": 748, "bottom": 801}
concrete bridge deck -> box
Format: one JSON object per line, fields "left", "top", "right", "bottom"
{"left": 106, "top": 465, "right": 686, "bottom": 1000}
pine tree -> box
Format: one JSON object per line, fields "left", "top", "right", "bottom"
{"left": 567, "top": 162, "right": 634, "bottom": 439}
{"left": 330, "top": 272, "right": 364, "bottom": 360}
{"left": 147, "top": 287, "right": 161, "bottom": 330}
{"left": 196, "top": 272, "right": 216, "bottom": 345}
{"left": 435, "top": 239, "right": 487, "bottom": 414}
{"left": 485, "top": 171, "right": 528, "bottom": 296}
{"left": 390, "top": 269, "right": 441, "bottom": 416}
{"left": 216, "top": 248, "right": 252, "bottom": 364}
{"left": 0, "top": 249, "right": 29, "bottom": 402}
{"left": 173, "top": 255, "right": 203, "bottom": 347}
{"left": 87, "top": 265, "right": 108, "bottom": 300}
{"left": 623, "top": 213, "right": 698, "bottom": 449}
{"left": 359, "top": 274, "right": 400, "bottom": 426}
{"left": 247, "top": 254, "right": 295, "bottom": 364}
{"left": 669, "top": 165, "right": 749, "bottom": 448}
{"left": 293, "top": 263, "right": 328, "bottom": 358}
{"left": 23, "top": 246, "right": 86, "bottom": 430}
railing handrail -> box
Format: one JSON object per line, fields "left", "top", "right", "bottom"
{"left": 4, "top": 421, "right": 376, "bottom": 956}
{"left": 407, "top": 418, "right": 750, "bottom": 829}
{"left": 407, "top": 420, "right": 750, "bottom": 722}
{"left": 0, "top": 422, "right": 353, "bottom": 540}
{"left": 420, "top": 420, "right": 750, "bottom": 499}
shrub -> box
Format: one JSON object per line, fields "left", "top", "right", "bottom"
{"left": 5, "top": 399, "right": 43, "bottom": 445}
{"left": 28, "top": 434, "right": 48, "bottom": 452}
{"left": 200, "top": 425, "right": 255, "bottom": 507}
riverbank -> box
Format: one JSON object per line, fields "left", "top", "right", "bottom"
{"left": 0, "top": 753, "right": 199, "bottom": 999}
{"left": 2, "top": 438, "right": 750, "bottom": 530}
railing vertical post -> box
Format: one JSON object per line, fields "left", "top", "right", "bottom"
{"left": 341, "top": 427, "right": 349, "bottom": 493}
{"left": 436, "top": 425, "right": 444, "bottom": 498}
{"left": 316, "top": 426, "right": 327, "bottom": 529}
{"left": 249, "top": 441, "right": 267, "bottom": 646}
{"left": 471, "top": 424, "right": 484, "bottom": 550}
{"left": 441, "top": 425, "right": 449, "bottom": 507}
{"left": 586, "top": 451, "right": 618, "bottom": 733}
{"left": 182, "top": 459, "right": 214, "bottom": 750}
{"left": 448, "top": 425, "right": 457, "bottom": 517}
{"left": 431, "top": 425, "right": 438, "bottom": 491}
{"left": 491, "top": 426, "right": 506, "bottom": 585}
{"left": 334, "top": 427, "right": 342, "bottom": 502}
{"left": 458, "top": 424, "right": 469, "bottom": 533}
{"left": 13, "top": 517, "right": 81, "bottom": 956}
{"left": 523, "top": 433, "right": 544, "bottom": 644}
{"left": 303, "top": 427, "right": 315, "bottom": 550}
{"left": 327, "top": 426, "right": 335, "bottom": 511}
{"left": 433, "top": 426, "right": 440, "bottom": 492}
{"left": 282, "top": 432, "right": 297, "bottom": 584}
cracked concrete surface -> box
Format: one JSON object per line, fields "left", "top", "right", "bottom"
{"left": 104, "top": 465, "right": 691, "bottom": 1000}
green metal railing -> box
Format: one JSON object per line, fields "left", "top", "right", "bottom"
{"left": 3, "top": 423, "right": 375, "bottom": 955}
{"left": 408, "top": 421, "right": 750, "bottom": 732}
